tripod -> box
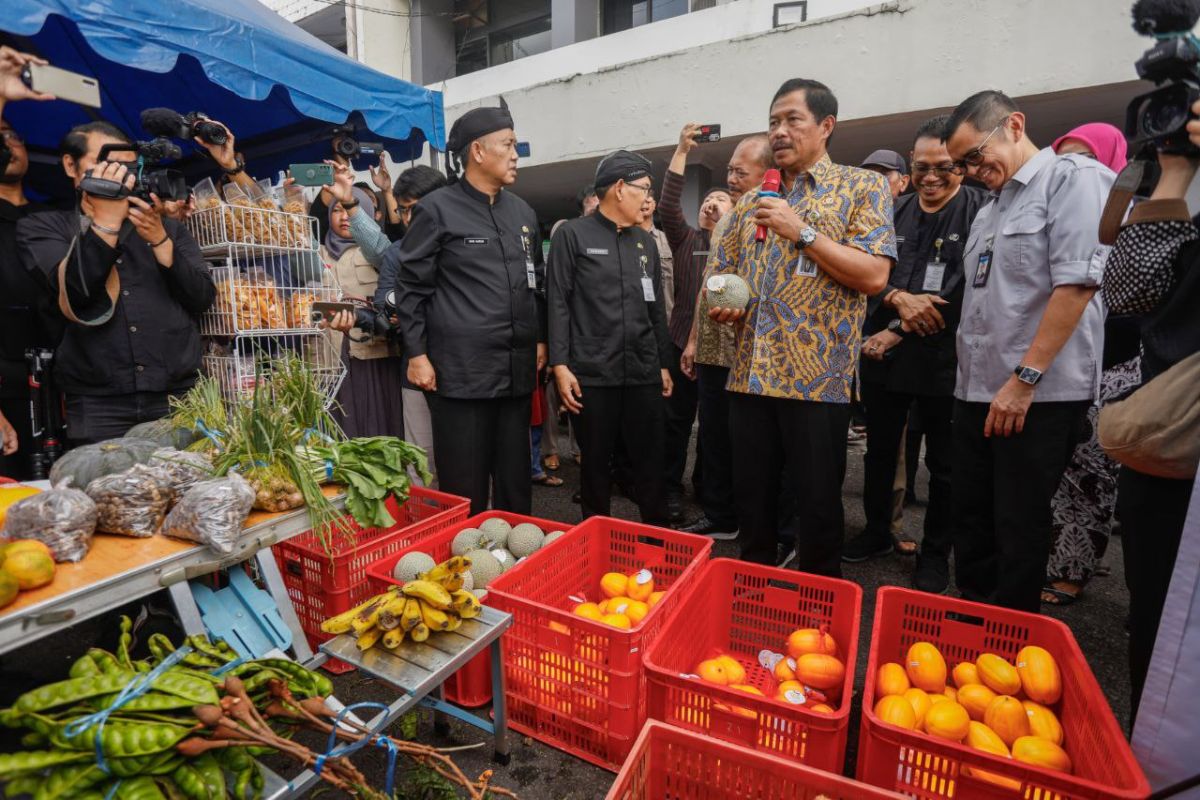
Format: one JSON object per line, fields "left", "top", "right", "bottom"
{"left": 25, "top": 348, "right": 65, "bottom": 480}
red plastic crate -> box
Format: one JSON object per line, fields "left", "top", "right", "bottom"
{"left": 273, "top": 486, "right": 469, "bottom": 672}
{"left": 364, "top": 510, "right": 569, "bottom": 706}
{"left": 486, "top": 516, "right": 713, "bottom": 771}
{"left": 643, "top": 558, "right": 861, "bottom": 772}
{"left": 857, "top": 587, "right": 1150, "bottom": 800}
{"left": 608, "top": 721, "right": 906, "bottom": 800}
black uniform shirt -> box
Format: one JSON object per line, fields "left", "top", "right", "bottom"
{"left": 394, "top": 179, "right": 546, "bottom": 400}
{"left": 548, "top": 211, "right": 672, "bottom": 387}
{"left": 0, "top": 199, "right": 55, "bottom": 399}
{"left": 17, "top": 209, "right": 215, "bottom": 397}
{"left": 861, "top": 186, "right": 986, "bottom": 396}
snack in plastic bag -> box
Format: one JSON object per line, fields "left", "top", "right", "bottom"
{"left": 85, "top": 464, "right": 172, "bottom": 538}
{"left": 162, "top": 472, "right": 254, "bottom": 554}
{"left": 1, "top": 487, "right": 97, "bottom": 562}
{"left": 148, "top": 448, "right": 213, "bottom": 504}
{"left": 193, "top": 177, "right": 220, "bottom": 211}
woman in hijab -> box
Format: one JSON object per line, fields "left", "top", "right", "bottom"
{"left": 321, "top": 161, "right": 404, "bottom": 439}
{"left": 1042, "top": 122, "right": 1140, "bottom": 606}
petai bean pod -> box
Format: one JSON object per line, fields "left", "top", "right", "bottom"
{"left": 0, "top": 748, "right": 93, "bottom": 779}
{"left": 69, "top": 653, "right": 102, "bottom": 680}
{"left": 114, "top": 775, "right": 168, "bottom": 800}
{"left": 33, "top": 764, "right": 107, "bottom": 800}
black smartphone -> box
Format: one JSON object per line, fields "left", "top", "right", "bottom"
{"left": 310, "top": 301, "right": 356, "bottom": 324}
{"left": 693, "top": 124, "right": 722, "bottom": 144}
{"left": 290, "top": 163, "right": 334, "bottom": 186}
{"left": 22, "top": 64, "right": 101, "bottom": 108}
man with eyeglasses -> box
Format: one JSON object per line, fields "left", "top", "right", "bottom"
{"left": 0, "top": 47, "right": 55, "bottom": 478}
{"left": 846, "top": 115, "right": 986, "bottom": 595}
{"left": 548, "top": 150, "right": 674, "bottom": 524}
{"left": 942, "top": 90, "right": 1112, "bottom": 612}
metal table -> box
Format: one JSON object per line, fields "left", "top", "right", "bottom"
{"left": 258, "top": 606, "right": 513, "bottom": 799}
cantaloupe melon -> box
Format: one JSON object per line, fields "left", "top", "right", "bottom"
{"left": 543, "top": 530, "right": 566, "bottom": 546}
{"left": 492, "top": 548, "right": 515, "bottom": 572}
{"left": 478, "top": 517, "right": 511, "bottom": 547}
{"left": 706, "top": 274, "right": 751, "bottom": 311}
{"left": 465, "top": 549, "right": 503, "bottom": 588}
{"left": 451, "top": 528, "right": 486, "bottom": 556}
{"left": 508, "top": 523, "right": 545, "bottom": 558}
{"left": 392, "top": 551, "right": 436, "bottom": 584}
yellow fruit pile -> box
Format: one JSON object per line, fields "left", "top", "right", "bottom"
{"left": 0, "top": 539, "right": 57, "bottom": 610}
{"left": 571, "top": 569, "right": 664, "bottom": 629}
{"left": 874, "top": 641, "right": 1071, "bottom": 782}
{"left": 320, "top": 556, "right": 482, "bottom": 651}
{"left": 691, "top": 626, "right": 845, "bottom": 716}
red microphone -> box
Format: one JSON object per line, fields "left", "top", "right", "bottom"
{"left": 755, "top": 168, "right": 782, "bottom": 244}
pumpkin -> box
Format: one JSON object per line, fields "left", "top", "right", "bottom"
{"left": 876, "top": 662, "right": 910, "bottom": 697}
{"left": 49, "top": 438, "right": 159, "bottom": 490}
{"left": 1022, "top": 700, "right": 1064, "bottom": 746}
{"left": 1012, "top": 736, "right": 1072, "bottom": 773}
{"left": 923, "top": 700, "right": 970, "bottom": 741}
{"left": 874, "top": 694, "right": 917, "bottom": 730}
{"left": 1016, "top": 645, "right": 1062, "bottom": 705}
{"left": 905, "top": 641, "right": 947, "bottom": 692}
{"left": 0, "top": 485, "right": 42, "bottom": 529}
{"left": 794, "top": 653, "right": 845, "bottom": 690}
{"left": 976, "top": 653, "right": 1022, "bottom": 696}
{"left": 126, "top": 420, "right": 200, "bottom": 451}
{"left": 984, "top": 695, "right": 1030, "bottom": 747}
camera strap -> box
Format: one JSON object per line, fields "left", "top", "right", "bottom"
{"left": 1099, "top": 159, "right": 1146, "bottom": 246}
{"left": 56, "top": 220, "right": 121, "bottom": 326}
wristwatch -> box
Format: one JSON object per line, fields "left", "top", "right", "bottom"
{"left": 223, "top": 155, "right": 246, "bottom": 177}
{"left": 797, "top": 226, "right": 818, "bottom": 250}
{"left": 887, "top": 318, "right": 909, "bottom": 336}
{"left": 1014, "top": 365, "right": 1044, "bottom": 385}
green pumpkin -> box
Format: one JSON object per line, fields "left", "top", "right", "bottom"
{"left": 126, "top": 420, "right": 200, "bottom": 451}
{"left": 49, "top": 438, "right": 160, "bottom": 490}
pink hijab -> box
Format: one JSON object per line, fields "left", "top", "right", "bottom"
{"left": 1052, "top": 123, "right": 1128, "bottom": 172}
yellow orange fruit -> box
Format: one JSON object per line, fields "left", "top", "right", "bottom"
{"left": 876, "top": 662, "right": 910, "bottom": 697}
{"left": 774, "top": 657, "right": 797, "bottom": 683}
{"left": 957, "top": 683, "right": 997, "bottom": 722}
{"left": 875, "top": 694, "right": 918, "bottom": 730}
{"left": 906, "top": 642, "right": 947, "bottom": 693}
{"left": 976, "top": 653, "right": 1022, "bottom": 696}
{"left": 0, "top": 570, "right": 17, "bottom": 609}
{"left": 601, "top": 613, "right": 631, "bottom": 629}
{"left": 599, "top": 572, "right": 628, "bottom": 599}
{"left": 776, "top": 679, "right": 805, "bottom": 698}
{"left": 1016, "top": 645, "right": 1062, "bottom": 705}
{"left": 717, "top": 655, "right": 747, "bottom": 685}
{"left": 809, "top": 703, "right": 835, "bottom": 714}
{"left": 3, "top": 539, "right": 53, "bottom": 562}
{"left": 786, "top": 627, "right": 838, "bottom": 660}
{"left": 923, "top": 700, "right": 970, "bottom": 741}
{"left": 730, "top": 683, "right": 763, "bottom": 696}
{"left": 1012, "top": 736, "right": 1072, "bottom": 773}
{"left": 927, "top": 693, "right": 949, "bottom": 706}
{"left": 944, "top": 686, "right": 958, "bottom": 703}
{"left": 1022, "top": 700, "right": 1064, "bottom": 746}
{"left": 953, "top": 662, "right": 980, "bottom": 688}
{"left": 903, "top": 688, "right": 932, "bottom": 728}
{"left": 0, "top": 486, "right": 41, "bottom": 529}
{"left": 964, "top": 721, "right": 1021, "bottom": 790}
{"left": 623, "top": 599, "right": 650, "bottom": 625}
{"left": 697, "top": 659, "right": 729, "bottom": 685}
{"left": 607, "top": 597, "right": 632, "bottom": 616}
{"left": 795, "top": 653, "right": 845, "bottom": 690}
{"left": 2, "top": 550, "right": 54, "bottom": 590}
{"left": 626, "top": 569, "right": 654, "bottom": 601}
{"left": 573, "top": 602, "right": 603, "bottom": 621}
{"left": 647, "top": 590, "right": 665, "bottom": 607}
{"left": 984, "top": 695, "right": 1030, "bottom": 747}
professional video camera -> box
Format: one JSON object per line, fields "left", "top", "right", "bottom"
{"left": 331, "top": 126, "right": 384, "bottom": 161}
{"left": 1125, "top": 0, "right": 1200, "bottom": 155}
{"left": 78, "top": 138, "right": 188, "bottom": 202}
{"left": 140, "top": 107, "right": 229, "bottom": 146}
{"left": 311, "top": 292, "right": 400, "bottom": 341}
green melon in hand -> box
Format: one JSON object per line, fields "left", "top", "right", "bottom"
{"left": 706, "top": 274, "right": 751, "bottom": 311}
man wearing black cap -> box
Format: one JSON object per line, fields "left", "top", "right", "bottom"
{"left": 861, "top": 149, "right": 910, "bottom": 199}
{"left": 548, "top": 150, "right": 674, "bottom": 524}
{"left": 394, "top": 106, "right": 545, "bottom": 515}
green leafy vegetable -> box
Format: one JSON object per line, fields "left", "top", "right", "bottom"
{"left": 317, "top": 437, "right": 431, "bottom": 530}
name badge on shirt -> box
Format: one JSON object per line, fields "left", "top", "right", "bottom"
{"left": 923, "top": 261, "right": 946, "bottom": 293}
{"left": 464, "top": 237, "right": 489, "bottom": 246}
{"left": 640, "top": 254, "right": 655, "bottom": 301}
{"left": 522, "top": 230, "right": 537, "bottom": 289}
{"left": 973, "top": 250, "right": 993, "bottom": 288}
{"left": 586, "top": 247, "right": 609, "bottom": 255}
{"left": 795, "top": 254, "right": 818, "bottom": 278}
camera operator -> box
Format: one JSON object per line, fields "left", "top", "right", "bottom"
{"left": 0, "top": 46, "right": 55, "bottom": 478}
{"left": 1103, "top": 114, "right": 1200, "bottom": 716}
{"left": 17, "top": 121, "right": 215, "bottom": 445}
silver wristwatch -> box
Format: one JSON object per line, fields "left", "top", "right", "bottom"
{"left": 1014, "top": 365, "right": 1043, "bottom": 385}
{"left": 797, "top": 226, "right": 818, "bottom": 250}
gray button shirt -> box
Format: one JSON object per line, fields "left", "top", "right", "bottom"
{"left": 956, "top": 148, "right": 1113, "bottom": 403}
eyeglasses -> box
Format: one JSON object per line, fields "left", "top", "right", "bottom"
{"left": 0, "top": 130, "right": 24, "bottom": 145}
{"left": 624, "top": 182, "right": 653, "bottom": 196}
{"left": 912, "top": 163, "right": 958, "bottom": 177}
{"left": 951, "top": 117, "right": 1008, "bottom": 174}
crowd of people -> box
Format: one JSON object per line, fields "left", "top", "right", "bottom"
{"left": 0, "top": 42, "right": 1196, "bottom": 726}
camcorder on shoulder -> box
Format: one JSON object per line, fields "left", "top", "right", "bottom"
{"left": 79, "top": 138, "right": 188, "bottom": 203}
{"left": 140, "top": 107, "right": 229, "bottom": 146}
{"left": 1125, "top": 0, "right": 1200, "bottom": 155}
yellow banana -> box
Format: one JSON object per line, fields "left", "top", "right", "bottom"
{"left": 378, "top": 610, "right": 400, "bottom": 630}
{"left": 320, "top": 590, "right": 393, "bottom": 634}
{"left": 382, "top": 628, "right": 406, "bottom": 649}
{"left": 410, "top": 622, "right": 430, "bottom": 643}
{"left": 419, "top": 601, "right": 452, "bottom": 631}
{"left": 450, "top": 589, "right": 482, "bottom": 618}
{"left": 444, "top": 614, "right": 463, "bottom": 632}
{"left": 401, "top": 598, "right": 423, "bottom": 632}
{"left": 442, "top": 575, "right": 465, "bottom": 592}
{"left": 401, "top": 580, "right": 453, "bottom": 610}
{"left": 356, "top": 627, "right": 383, "bottom": 651}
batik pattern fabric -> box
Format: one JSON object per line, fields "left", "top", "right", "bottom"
{"left": 711, "top": 154, "right": 896, "bottom": 402}
{"left": 1046, "top": 356, "right": 1143, "bottom": 584}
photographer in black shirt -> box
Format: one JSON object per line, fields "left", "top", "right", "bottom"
{"left": 18, "top": 121, "right": 214, "bottom": 445}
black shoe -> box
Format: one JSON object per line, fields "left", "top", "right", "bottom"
{"left": 571, "top": 490, "right": 581, "bottom": 504}
{"left": 678, "top": 516, "right": 738, "bottom": 540}
{"left": 776, "top": 544, "right": 797, "bottom": 568}
{"left": 842, "top": 531, "right": 893, "bottom": 563}
{"left": 913, "top": 553, "right": 950, "bottom": 595}
{"left": 666, "top": 492, "right": 684, "bottom": 523}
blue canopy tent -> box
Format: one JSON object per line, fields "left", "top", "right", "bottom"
{"left": 0, "top": 0, "right": 444, "bottom": 196}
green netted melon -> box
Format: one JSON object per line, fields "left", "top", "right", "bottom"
{"left": 706, "top": 274, "right": 751, "bottom": 311}
{"left": 478, "top": 517, "right": 511, "bottom": 548}
{"left": 451, "top": 528, "right": 486, "bottom": 556}
{"left": 465, "top": 549, "right": 503, "bottom": 588}
{"left": 543, "top": 530, "right": 567, "bottom": 547}
{"left": 393, "top": 551, "right": 436, "bottom": 583}
{"left": 507, "top": 523, "right": 545, "bottom": 558}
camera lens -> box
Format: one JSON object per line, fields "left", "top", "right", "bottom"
{"left": 334, "top": 137, "right": 358, "bottom": 158}
{"left": 1144, "top": 100, "right": 1188, "bottom": 137}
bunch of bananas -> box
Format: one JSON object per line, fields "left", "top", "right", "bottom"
{"left": 321, "top": 556, "right": 482, "bottom": 652}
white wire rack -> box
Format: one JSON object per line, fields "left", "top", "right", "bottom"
{"left": 201, "top": 332, "right": 346, "bottom": 408}
{"left": 202, "top": 263, "right": 339, "bottom": 337}
{"left": 187, "top": 203, "right": 317, "bottom": 257}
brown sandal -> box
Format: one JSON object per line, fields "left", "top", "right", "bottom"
{"left": 543, "top": 455, "right": 560, "bottom": 471}
{"left": 533, "top": 474, "right": 564, "bottom": 487}
{"left": 893, "top": 535, "right": 918, "bottom": 556}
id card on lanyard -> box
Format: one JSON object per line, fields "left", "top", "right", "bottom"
{"left": 923, "top": 237, "right": 946, "bottom": 293}
{"left": 973, "top": 234, "right": 995, "bottom": 288}
{"left": 640, "top": 254, "right": 655, "bottom": 301}
{"left": 521, "top": 226, "right": 536, "bottom": 289}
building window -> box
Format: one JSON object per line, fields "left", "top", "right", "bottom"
{"left": 454, "top": 0, "right": 552, "bottom": 76}
{"left": 603, "top": 0, "right": 690, "bottom": 34}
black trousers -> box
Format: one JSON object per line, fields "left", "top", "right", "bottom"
{"left": 66, "top": 391, "right": 172, "bottom": 446}
{"left": 861, "top": 382, "right": 954, "bottom": 558}
{"left": 729, "top": 393, "right": 850, "bottom": 577}
{"left": 426, "top": 394, "right": 532, "bottom": 516}
{"left": 574, "top": 384, "right": 667, "bottom": 525}
{"left": 951, "top": 399, "right": 1088, "bottom": 612}
{"left": 663, "top": 344, "right": 698, "bottom": 494}
{"left": 696, "top": 364, "right": 736, "bottom": 529}
{"left": 0, "top": 394, "right": 35, "bottom": 480}
{"left": 1119, "top": 467, "right": 1194, "bottom": 717}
